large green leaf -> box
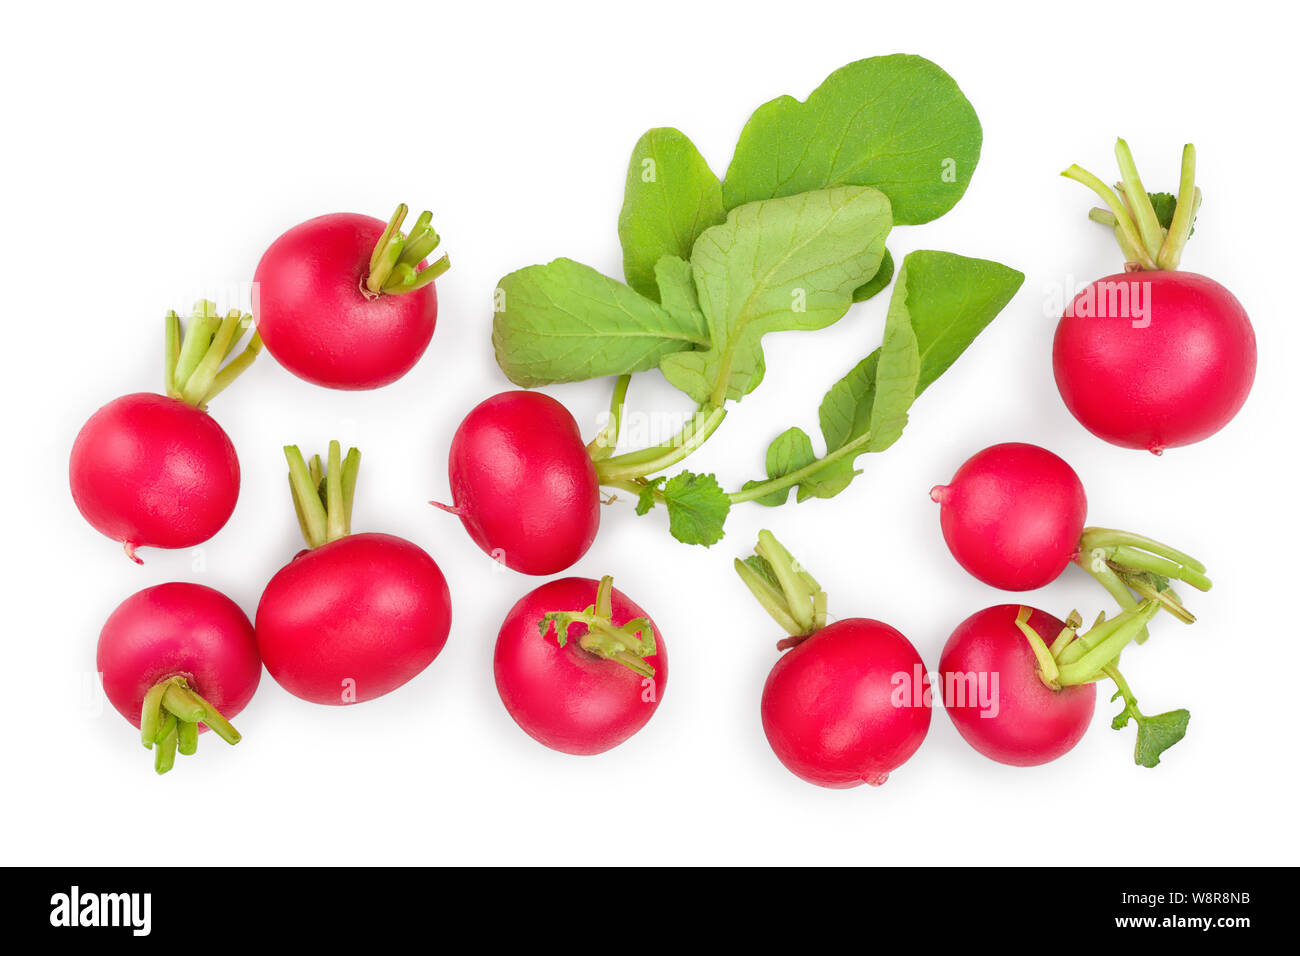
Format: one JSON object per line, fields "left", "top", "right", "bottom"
{"left": 659, "top": 185, "right": 891, "bottom": 404}
{"left": 492, "top": 258, "right": 709, "bottom": 387}
{"left": 618, "top": 128, "right": 726, "bottom": 300}
{"left": 722, "top": 55, "right": 982, "bottom": 226}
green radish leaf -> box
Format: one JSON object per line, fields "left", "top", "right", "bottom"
{"left": 1148, "top": 191, "right": 1196, "bottom": 237}
{"left": 722, "top": 55, "right": 982, "bottom": 226}
{"left": 659, "top": 185, "right": 891, "bottom": 404}
{"left": 865, "top": 278, "right": 922, "bottom": 452}
{"left": 853, "top": 248, "right": 894, "bottom": 303}
{"left": 742, "top": 554, "right": 780, "bottom": 590}
{"left": 492, "top": 258, "right": 709, "bottom": 387}
{"left": 618, "top": 128, "right": 726, "bottom": 300}
{"left": 740, "top": 427, "right": 818, "bottom": 507}
{"left": 653, "top": 255, "right": 707, "bottom": 330}
{"left": 661, "top": 472, "right": 730, "bottom": 546}
{"left": 1113, "top": 701, "right": 1190, "bottom": 768}
{"left": 744, "top": 250, "right": 1024, "bottom": 501}
{"left": 634, "top": 477, "right": 666, "bottom": 516}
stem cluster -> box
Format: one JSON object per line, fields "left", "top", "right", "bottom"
{"left": 285, "top": 440, "right": 361, "bottom": 549}
{"left": 540, "top": 576, "right": 657, "bottom": 678}
{"left": 1062, "top": 139, "right": 1200, "bottom": 271}
{"left": 734, "top": 531, "right": 827, "bottom": 650}
{"left": 165, "top": 299, "right": 262, "bottom": 409}
{"left": 365, "top": 204, "right": 451, "bottom": 296}
{"left": 139, "top": 675, "right": 241, "bottom": 775}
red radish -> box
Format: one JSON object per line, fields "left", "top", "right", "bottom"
{"left": 494, "top": 575, "right": 666, "bottom": 755}
{"left": 255, "top": 441, "right": 452, "bottom": 705}
{"left": 1057, "top": 140, "right": 1256, "bottom": 453}
{"left": 931, "top": 442, "right": 1213, "bottom": 632}
{"left": 437, "top": 390, "right": 599, "bottom": 575}
{"left": 97, "top": 582, "right": 261, "bottom": 774}
{"left": 736, "top": 531, "right": 931, "bottom": 788}
{"left": 939, "top": 605, "right": 1096, "bottom": 766}
{"left": 253, "top": 204, "right": 450, "bottom": 390}
{"left": 70, "top": 301, "right": 261, "bottom": 562}
{"left": 931, "top": 442, "right": 1087, "bottom": 591}
{"left": 938, "top": 600, "right": 1174, "bottom": 767}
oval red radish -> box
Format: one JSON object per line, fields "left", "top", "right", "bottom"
{"left": 736, "top": 531, "right": 931, "bottom": 788}
{"left": 97, "top": 582, "right": 261, "bottom": 774}
{"left": 255, "top": 441, "right": 452, "bottom": 705}
{"left": 931, "top": 443, "right": 1214, "bottom": 634}
{"left": 438, "top": 390, "right": 600, "bottom": 575}
{"left": 253, "top": 204, "right": 449, "bottom": 390}
{"left": 939, "top": 605, "right": 1096, "bottom": 767}
{"left": 931, "top": 442, "right": 1087, "bottom": 591}
{"left": 494, "top": 575, "right": 666, "bottom": 755}
{"left": 1057, "top": 141, "right": 1256, "bottom": 453}
{"left": 69, "top": 302, "right": 261, "bottom": 562}
{"left": 938, "top": 600, "right": 1168, "bottom": 767}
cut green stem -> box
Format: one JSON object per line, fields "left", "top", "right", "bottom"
{"left": 540, "top": 575, "right": 657, "bottom": 678}
{"left": 594, "top": 404, "right": 727, "bottom": 483}
{"left": 284, "top": 441, "right": 360, "bottom": 549}
{"left": 163, "top": 300, "right": 261, "bottom": 409}
{"left": 137, "top": 675, "right": 242, "bottom": 775}
{"left": 1064, "top": 140, "right": 1203, "bottom": 272}
{"left": 587, "top": 374, "right": 632, "bottom": 462}
{"left": 735, "top": 531, "right": 828, "bottom": 649}
{"left": 364, "top": 204, "right": 451, "bottom": 296}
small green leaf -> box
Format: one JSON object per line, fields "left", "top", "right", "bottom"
{"left": 492, "top": 258, "right": 709, "bottom": 387}
{"left": 659, "top": 186, "right": 891, "bottom": 404}
{"left": 634, "top": 477, "right": 665, "bottom": 516}
{"left": 722, "top": 55, "right": 982, "bottom": 225}
{"left": 619, "top": 128, "right": 726, "bottom": 300}
{"left": 1148, "top": 191, "right": 1196, "bottom": 237}
{"left": 661, "top": 472, "right": 730, "bottom": 546}
{"left": 1114, "top": 702, "right": 1190, "bottom": 768}
{"left": 852, "top": 248, "right": 894, "bottom": 303}
{"left": 741, "top": 427, "right": 817, "bottom": 507}
{"left": 742, "top": 554, "right": 780, "bottom": 590}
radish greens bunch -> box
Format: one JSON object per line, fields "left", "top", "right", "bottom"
{"left": 493, "top": 54, "right": 1024, "bottom": 545}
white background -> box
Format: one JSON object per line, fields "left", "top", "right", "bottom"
{"left": 3, "top": 1, "right": 1296, "bottom": 866}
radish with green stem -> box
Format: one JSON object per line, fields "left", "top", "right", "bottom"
{"left": 255, "top": 441, "right": 452, "bottom": 705}
{"left": 69, "top": 300, "right": 262, "bottom": 562}
{"left": 736, "top": 531, "right": 931, "bottom": 788}
{"left": 494, "top": 575, "right": 666, "bottom": 755}
{"left": 253, "top": 204, "right": 450, "bottom": 390}
{"left": 1056, "top": 140, "right": 1256, "bottom": 453}
{"left": 435, "top": 391, "right": 600, "bottom": 575}
{"left": 98, "top": 582, "right": 261, "bottom": 775}
{"left": 931, "top": 443, "right": 1212, "bottom": 633}
{"left": 939, "top": 602, "right": 1188, "bottom": 767}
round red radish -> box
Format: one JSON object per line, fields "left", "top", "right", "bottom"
{"left": 69, "top": 303, "right": 261, "bottom": 562}
{"left": 98, "top": 582, "right": 261, "bottom": 773}
{"left": 1054, "top": 271, "right": 1255, "bottom": 453}
{"left": 931, "top": 442, "right": 1087, "bottom": 591}
{"left": 255, "top": 442, "right": 452, "bottom": 705}
{"left": 99, "top": 582, "right": 261, "bottom": 729}
{"left": 253, "top": 205, "right": 449, "bottom": 390}
{"left": 1058, "top": 141, "right": 1256, "bottom": 453}
{"left": 494, "top": 576, "right": 666, "bottom": 755}
{"left": 71, "top": 393, "right": 239, "bottom": 561}
{"left": 761, "top": 618, "right": 931, "bottom": 788}
{"left": 939, "top": 605, "right": 1096, "bottom": 767}
{"left": 442, "top": 390, "right": 599, "bottom": 575}
{"left": 257, "top": 532, "right": 452, "bottom": 705}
